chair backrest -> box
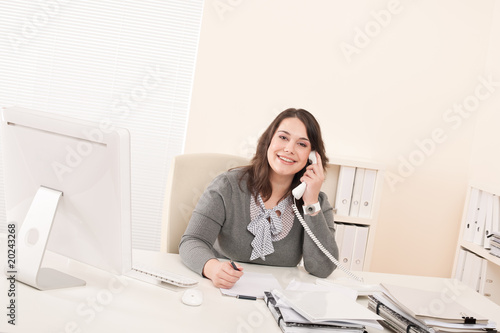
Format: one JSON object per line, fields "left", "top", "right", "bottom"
{"left": 160, "top": 153, "right": 250, "bottom": 253}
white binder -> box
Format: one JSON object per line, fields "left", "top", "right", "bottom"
{"left": 454, "top": 248, "right": 467, "bottom": 281}
{"left": 473, "top": 191, "right": 489, "bottom": 246}
{"left": 493, "top": 194, "right": 500, "bottom": 234}
{"left": 358, "top": 169, "right": 377, "bottom": 219}
{"left": 334, "top": 222, "right": 346, "bottom": 251}
{"left": 463, "top": 188, "right": 481, "bottom": 243}
{"left": 484, "top": 193, "right": 494, "bottom": 250}
{"left": 335, "top": 166, "right": 356, "bottom": 217}
{"left": 461, "top": 251, "right": 483, "bottom": 292}
{"left": 350, "top": 225, "right": 369, "bottom": 271}
{"left": 339, "top": 224, "right": 356, "bottom": 269}
{"left": 349, "top": 168, "right": 365, "bottom": 217}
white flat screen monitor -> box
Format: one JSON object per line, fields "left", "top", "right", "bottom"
{"left": 1, "top": 106, "right": 131, "bottom": 290}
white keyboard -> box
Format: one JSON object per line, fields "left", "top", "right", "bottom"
{"left": 130, "top": 264, "right": 198, "bottom": 288}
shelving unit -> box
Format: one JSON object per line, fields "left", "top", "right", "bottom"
{"left": 453, "top": 182, "right": 500, "bottom": 305}
{"left": 320, "top": 157, "right": 385, "bottom": 272}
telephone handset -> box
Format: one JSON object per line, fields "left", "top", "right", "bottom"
{"left": 292, "top": 151, "right": 317, "bottom": 200}
{"left": 291, "top": 151, "right": 363, "bottom": 282}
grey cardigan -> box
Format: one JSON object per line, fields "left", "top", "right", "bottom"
{"left": 179, "top": 168, "right": 339, "bottom": 278}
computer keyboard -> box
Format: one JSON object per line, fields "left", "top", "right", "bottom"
{"left": 130, "top": 264, "right": 198, "bottom": 288}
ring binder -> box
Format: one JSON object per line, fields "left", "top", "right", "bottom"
{"left": 406, "top": 324, "right": 418, "bottom": 333}
{"left": 462, "top": 316, "right": 477, "bottom": 324}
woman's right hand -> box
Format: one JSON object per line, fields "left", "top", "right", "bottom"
{"left": 202, "top": 259, "right": 244, "bottom": 289}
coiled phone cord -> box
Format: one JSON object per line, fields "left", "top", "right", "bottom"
{"left": 292, "top": 201, "right": 364, "bottom": 282}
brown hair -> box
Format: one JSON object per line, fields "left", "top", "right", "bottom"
{"left": 241, "top": 108, "right": 328, "bottom": 203}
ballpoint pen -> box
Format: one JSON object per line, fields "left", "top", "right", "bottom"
{"left": 230, "top": 259, "right": 240, "bottom": 271}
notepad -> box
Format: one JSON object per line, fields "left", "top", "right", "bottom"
{"left": 220, "top": 271, "right": 282, "bottom": 299}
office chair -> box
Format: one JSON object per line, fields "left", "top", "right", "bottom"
{"left": 160, "top": 153, "right": 250, "bottom": 253}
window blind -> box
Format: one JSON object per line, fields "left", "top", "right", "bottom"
{"left": 0, "top": 1, "right": 204, "bottom": 250}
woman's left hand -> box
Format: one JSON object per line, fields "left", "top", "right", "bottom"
{"left": 300, "top": 151, "right": 324, "bottom": 206}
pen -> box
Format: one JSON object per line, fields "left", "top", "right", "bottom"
{"left": 236, "top": 295, "right": 256, "bottom": 301}
{"left": 230, "top": 259, "right": 240, "bottom": 271}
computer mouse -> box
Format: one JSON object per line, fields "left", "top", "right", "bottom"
{"left": 181, "top": 288, "right": 203, "bottom": 306}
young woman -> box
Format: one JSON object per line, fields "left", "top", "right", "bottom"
{"left": 179, "top": 108, "right": 338, "bottom": 288}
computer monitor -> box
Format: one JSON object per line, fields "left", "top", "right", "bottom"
{"left": 1, "top": 106, "right": 131, "bottom": 290}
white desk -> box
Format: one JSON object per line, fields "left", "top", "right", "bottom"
{"left": 2, "top": 249, "right": 500, "bottom": 333}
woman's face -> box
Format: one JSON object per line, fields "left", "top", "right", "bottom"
{"left": 267, "top": 117, "right": 312, "bottom": 181}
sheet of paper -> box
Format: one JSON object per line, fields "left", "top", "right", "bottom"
{"left": 286, "top": 279, "right": 358, "bottom": 300}
{"left": 220, "top": 271, "right": 281, "bottom": 299}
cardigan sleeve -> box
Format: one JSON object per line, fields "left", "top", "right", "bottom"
{"left": 178, "top": 173, "right": 231, "bottom": 276}
{"left": 300, "top": 192, "right": 339, "bottom": 278}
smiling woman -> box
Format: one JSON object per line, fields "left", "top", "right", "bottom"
{"left": 179, "top": 108, "right": 338, "bottom": 289}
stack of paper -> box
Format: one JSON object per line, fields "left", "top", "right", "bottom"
{"left": 489, "top": 232, "right": 500, "bottom": 258}
{"left": 264, "top": 287, "right": 383, "bottom": 333}
{"left": 368, "top": 283, "right": 496, "bottom": 333}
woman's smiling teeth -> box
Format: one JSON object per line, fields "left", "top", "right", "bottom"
{"left": 279, "top": 155, "right": 295, "bottom": 163}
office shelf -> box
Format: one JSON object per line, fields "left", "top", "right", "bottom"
{"left": 321, "top": 158, "right": 384, "bottom": 271}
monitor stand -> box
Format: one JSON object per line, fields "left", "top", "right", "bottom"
{"left": 17, "top": 186, "right": 86, "bottom": 290}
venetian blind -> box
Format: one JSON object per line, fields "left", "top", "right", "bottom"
{"left": 0, "top": 1, "right": 204, "bottom": 250}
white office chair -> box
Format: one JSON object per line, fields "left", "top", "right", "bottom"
{"left": 160, "top": 153, "right": 250, "bottom": 253}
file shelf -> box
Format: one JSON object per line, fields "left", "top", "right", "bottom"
{"left": 321, "top": 157, "right": 385, "bottom": 272}
{"left": 453, "top": 182, "right": 500, "bottom": 305}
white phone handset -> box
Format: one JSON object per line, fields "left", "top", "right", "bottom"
{"left": 290, "top": 150, "right": 364, "bottom": 282}
{"left": 292, "top": 151, "right": 317, "bottom": 200}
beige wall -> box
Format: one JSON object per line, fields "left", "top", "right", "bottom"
{"left": 469, "top": 1, "right": 500, "bottom": 191}
{"left": 184, "top": 0, "right": 499, "bottom": 277}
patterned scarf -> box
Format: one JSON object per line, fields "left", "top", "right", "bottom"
{"left": 247, "top": 194, "right": 292, "bottom": 261}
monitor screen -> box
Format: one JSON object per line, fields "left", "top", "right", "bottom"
{"left": 1, "top": 106, "right": 131, "bottom": 289}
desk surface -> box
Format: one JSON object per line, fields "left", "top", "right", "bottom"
{"left": 2, "top": 248, "right": 500, "bottom": 333}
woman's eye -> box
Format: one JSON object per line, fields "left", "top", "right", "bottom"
{"left": 279, "top": 135, "right": 288, "bottom": 140}
{"left": 298, "top": 142, "right": 308, "bottom": 148}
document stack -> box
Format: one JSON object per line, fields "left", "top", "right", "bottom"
{"left": 489, "top": 231, "right": 500, "bottom": 258}
{"left": 368, "top": 283, "right": 497, "bottom": 333}
{"left": 264, "top": 288, "right": 383, "bottom": 333}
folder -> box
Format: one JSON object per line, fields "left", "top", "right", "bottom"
{"left": 349, "top": 168, "right": 365, "bottom": 217}
{"left": 271, "top": 289, "right": 383, "bottom": 323}
{"left": 380, "top": 283, "right": 488, "bottom": 324}
{"left": 334, "top": 222, "right": 346, "bottom": 251}
{"left": 339, "top": 224, "right": 356, "bottom": 269}
{"left": 484, "top": 193, "right": 494, "bottom": 250}
{"left": 350, "top": 225, "right": 369, "bottom": 271}
{"left": 481, "top": 260, "right": 500, "bottom": 305}
{"left": 358, "top": 169, "right": 377, "bottom": 219}
{"left": 461, "top": 251, "right": 483, "bottom": 292}
{"left": 454, "top": 248, "right": 467, "bottom": 281}
{"left": 473, "top": 191, "right": 489, "bottom": 246}
{"left": 493, "top": 194, "right": 500, "bottom": 235}
{"left": 463, "top": 188, "right": 481, "bottom": 243}
{"left": 335, "top": 166, "right": 356, "bottom": 217}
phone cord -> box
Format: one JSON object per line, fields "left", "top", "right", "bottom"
{"left": 292, "top": 202, "right": 363, "bottom": 282}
